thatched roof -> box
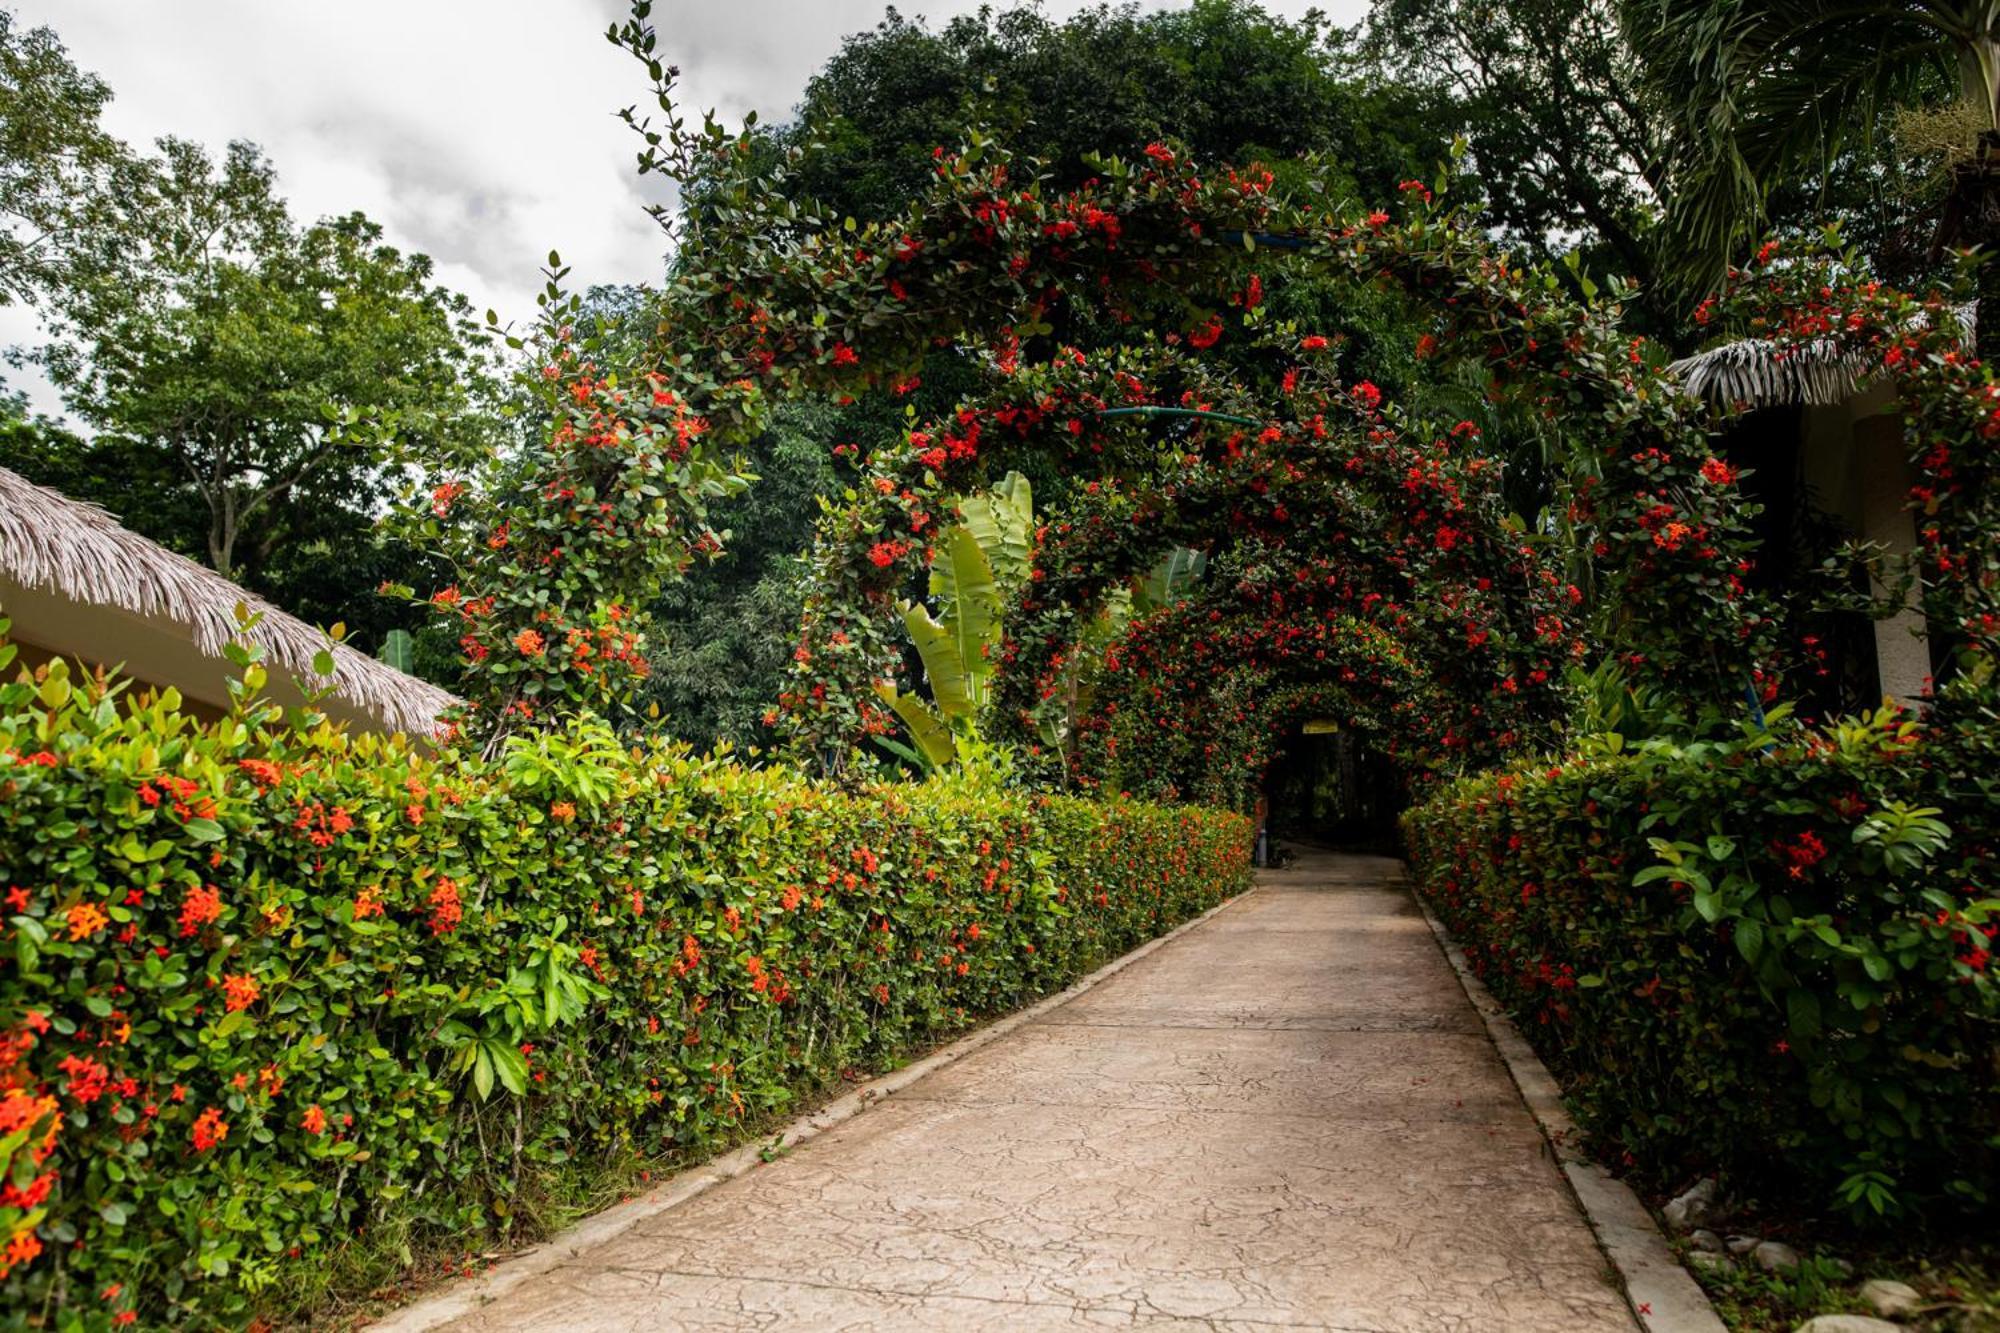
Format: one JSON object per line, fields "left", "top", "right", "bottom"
{"left": 0, "top": 466, "right": 455, "bottom": 736}
{"left": 1666, "top": 337, "right": 1874, "bottom": 408}
{"left": 1668, "top": 304, "right": 1972, "bottom": 409}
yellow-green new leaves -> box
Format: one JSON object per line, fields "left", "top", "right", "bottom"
{"left": 873, "top": 680, "right": 955, "bottom": 768}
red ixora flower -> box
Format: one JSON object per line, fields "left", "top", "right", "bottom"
{"left": 221, "top": 973, "right": 260, "bottom": 1013}
{"left": 1299, "top": 335, "right": 1329, "bottom": 352}
{"left": 178, "top": 884, "right": 223, "bottom": 938}
{"left": 301, "top": 1104, "right": 327, "bottom": 1136}
{"left": 1187, "top": 316, "right": 1223, "bottom": 349}
{"left": 191, "top": 1106, "right": 229, "bottom": 1153}
{"left": 1700, "top": 457, "right": 1738, "bottom": 486}
{"left": 513, "top": 629, "right": 545, "bottom": 656}
{"left": 427, "top": 877, "right": 464, "bottom": 936}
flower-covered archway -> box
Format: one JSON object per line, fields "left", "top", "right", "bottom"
{"left": 624, "top": 137, "right": 1771, "bottom": 797}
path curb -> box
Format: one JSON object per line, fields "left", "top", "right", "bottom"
{"left": 1409, "top": 882, "right": 1728, "bottom": 1333}
{"left": 367, "top": 884, "right": 1258, "bottom": 1332}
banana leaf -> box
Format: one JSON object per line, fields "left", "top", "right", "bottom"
{"left": 873, "top": 682, "right": 955, "bottom": 767}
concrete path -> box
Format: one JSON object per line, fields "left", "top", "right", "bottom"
{"left": 437, "top": 852, "right": 1637, "bottom": 1332}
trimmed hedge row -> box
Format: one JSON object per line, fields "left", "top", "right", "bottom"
{"left": 0, "top": 652, "right": 1250, "bottom": 1328}
{"left": 1404, "top": 706, "right": 1998, "bottom": 1222}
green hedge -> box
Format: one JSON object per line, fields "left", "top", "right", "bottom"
{"left": 0, "top": 651, "right": 1249, "bottom": 1327}
{"left": 1404, "top": 706, "right": 1998, "bottom": 1222}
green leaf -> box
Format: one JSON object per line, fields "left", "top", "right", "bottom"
{"left": 183, "top": 818, "right": 225, "bottom": 844}
{"left": 488, "top": 1041, "right": 530, "bottom": 1096}
{"left": 955, "top": 472, "right": 1034, "bottom": 587}
{"left": 928, "top": 525, "right": 1000, "bottom": 702}
{"left": 902, "top": 602, "right": 977, "bottom": 719}
{"left": 472, "top": 1046, "right": 495, "bottom": 1100}
{"left": 1733, "top": 918, "right": 1763, "bottom": 963}
{"left": 874, "top": 684, "right": 954, "bottom": 769}
{"left": 1786, "top": 989, "right": 1821, "bottom": 1039}
{"left": 377, "top": 629, "right": 416, "bottom": 674}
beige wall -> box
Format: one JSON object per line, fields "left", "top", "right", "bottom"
{"left": 1799, "top": 386, "right": 1931, "bottom": 707}
{"left": 1, "top": 574, "right": 399, "bottom": 734}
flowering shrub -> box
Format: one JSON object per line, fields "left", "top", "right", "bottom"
{"left": 587, "top": 12, "right": 1773, "bottom": 781}
{"left": 1404, "top": 705, "right": 1998, "bottom": 1220}
{"left": 0, "top": 638, "right": 1248, "bottom": 1326}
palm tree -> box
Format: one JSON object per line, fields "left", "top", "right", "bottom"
{"left": 1630, "top": 0, "right": 1993, "bottom": 349}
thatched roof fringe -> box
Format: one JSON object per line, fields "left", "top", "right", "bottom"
{"left": 1667, "top": 303, "right": 1973, "bottom": 410}
{"left": 1667, "top": 338, "right": 1874, "bottom": 408}
{"left": 0, "top": 466, "right": 455, "bottom": 735}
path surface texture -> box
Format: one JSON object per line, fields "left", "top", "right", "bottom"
{"left": 440, "top": 851, "right": 1638, "bottom": 1332}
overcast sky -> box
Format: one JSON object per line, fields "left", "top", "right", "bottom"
{"left": 3, "top": 0, "right": 1364, "bottom": 421}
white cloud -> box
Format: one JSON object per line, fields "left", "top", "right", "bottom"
{"left": 4, "top": 0, "right": 1362, "bottom": 423}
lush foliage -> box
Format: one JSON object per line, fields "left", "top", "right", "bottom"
{"left": 1404, "top": 702, "right": 1998, "bottom": 1220}
{"left": 29, "top": 139, "right": 501, "bottom": 584}
{"left": 0, "top": 9, "right": 119, "bottom": 309}
{"left": 0, "top": 628, "right": 1249, "bottom": 1326}
{"left": 1628, "top": 0, "right": 1970, "bottom": 306}
{"left": 0, "top": 15, "right": 497, "bottom": 668}
{"left": 767, "top": 0, "right": 1444, "bottom": 223}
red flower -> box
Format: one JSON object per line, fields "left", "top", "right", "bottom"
{"left": 1187, "top": 316, "right": 1223, "bottom": 349}
{"left": 301, "top": 1104, "right": 327, "bottom": 1136}
{"left": 1, "top": 1230, "right": 43, "bottom": 1279}
{"left": 1699, "top": 457, "right": 1738, "bottom": 486}
{"left": 222, "top": 973, "right": 261, "bottom": 1013}
{"left": 427, "top": 877, "right": 464, "bottom": 936}
{"left": 1300, "top": 335, "right": 1329, "bottom": 352}
{"left": 178, "top": 884, "right": 223, "bottom": 938}
{"left": 66, "top": 902, "right": 109, "bottom": 941}
{"left": 60, "top": 1055, "right": 110, "bottom": 1104}
{"left": 191, "top": 1106, "right": 229, "bottom": 1152}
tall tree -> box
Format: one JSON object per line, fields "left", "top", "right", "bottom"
{"left": 779, "top": 0, "right": 1445, "bottom": 220}
{"left": 1627, "top": 0, "right": 1968, "bottom": 316}
{"left": 1367, "top": 0, "right": 1941, "bottom": 338}
{"left": 1366, "top": 0, "right": 1667, "bottom": 295}
{"left": 32, "top": 137, "right": 501, "bottom": 582}
{"left": 0, "top": 8, "right": 120, "bottom": 307}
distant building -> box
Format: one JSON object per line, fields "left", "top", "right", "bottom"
{"left": 0, "top": 465, "right": 454, "bottom": 736}
{"left": 1670, "top": 336, "right": 1933, "bottom": 709}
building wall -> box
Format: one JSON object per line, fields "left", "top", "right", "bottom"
{"left": 1799, "top": 385, "right": 1931, "bottom": 708}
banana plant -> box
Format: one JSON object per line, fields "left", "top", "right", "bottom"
{"left": 954, "top": 471, "right": 1033, "bottom": 590}
{"left": 377, "top": 628, "right": 416, "bottom": 673}
{"left": 875, "top": 474, "right": 1030, "bottom": 771}
{"left": 1134, "top": 547, "right": 1205, "bottom": 613}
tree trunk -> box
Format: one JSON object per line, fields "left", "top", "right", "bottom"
{"left": 206, "top": 501, "right": 237, "bottom": 583}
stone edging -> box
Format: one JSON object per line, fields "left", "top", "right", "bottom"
{"left": 367, "top": 884, "right": 1259, "bottom": 1332}
{"left": 1408, "top": 881, "right": 1728, "bottom": 1333}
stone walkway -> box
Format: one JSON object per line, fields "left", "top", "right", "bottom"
{"left": 436, "top": 852, "right": 1637, "bottom": 1332}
